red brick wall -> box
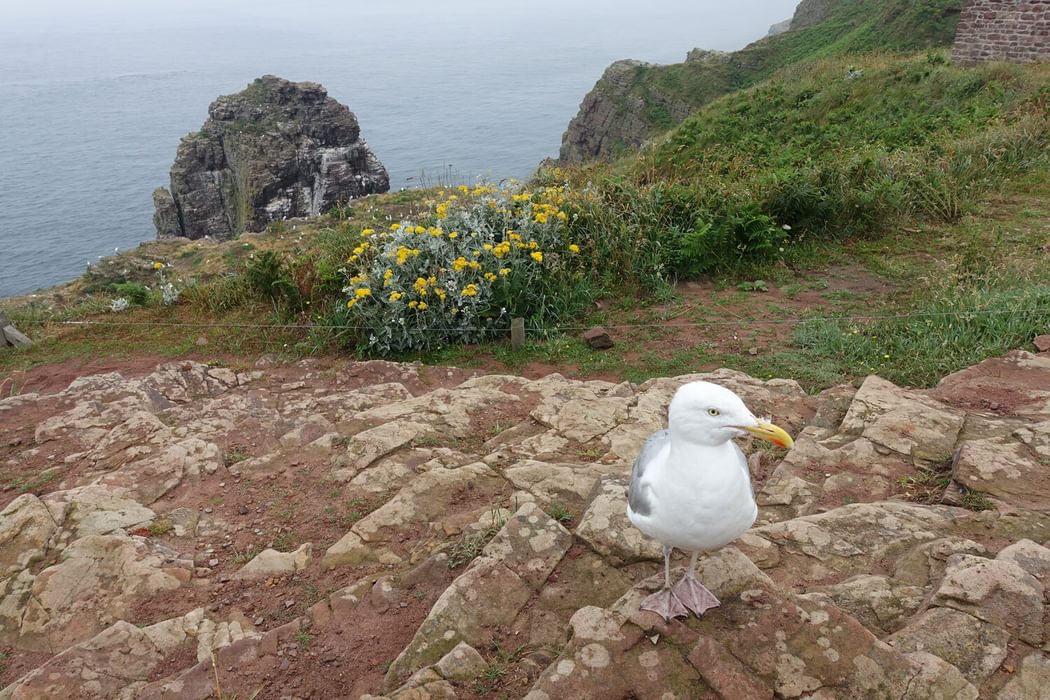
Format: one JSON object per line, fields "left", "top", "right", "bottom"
{"left": 952, "top": 0, "right": 1050, "bottom": 63}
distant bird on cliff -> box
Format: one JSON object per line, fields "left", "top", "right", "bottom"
{"left": 627, "top": 381, "right": 793, "bottom": 620}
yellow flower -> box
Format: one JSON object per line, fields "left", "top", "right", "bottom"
{"left": 417, "top": 301, "right": 428, "bottom": 311}
{"left": 499, "top": 267, "right": 511, "bottom": 276}
{"left": 530, "top": 251, "right": 544, "bottom": 263}
{"left": 482, "top": 243, "right": 493, "bottom": 251}
{"left": 568, "top": 244, "right": 581, "bottom": 254}
{"left": 484, "top": 272, "right": 497, "bottom": 282}
{"left": 449, "top": 232, "right": 459, "bottom": 240}
{"left": 346, "top": 299, "right": 357, "bottom": 308}
{"left": 557, "top": 211, "right": 568, "bottom": 221}
{"left": 434, "top": 288, "right": 447, "bottom": 301}
{"left": 452, "top": 257, "right": 468, "bottom": 272}
{"left": 389, "top": 291, "right": 403, "bottom": 301}
{"left": 462, "top": 283, "right": 479, "bottom": 297}
{"left": 528, "top": 240, "right": 538, "bottom": 250}
{"left": 414, "top": 225, "right": 426, "bottom": 234}
{"left": 347, "top": 255, "right": 358, "bottom": 263}
{"left": 457, "top": 184, "right": 469, "bottom": 194}
{"left": 361, "top": 228, "right": 375, "bottom": 237}
{"left": 355, "top": 288, "right": 372, "bottom": 299}
{"left": 384, "top": 269, "right": 393, "bottom": 280}
{"left": 414, "top": 277, "right": 429, "bottom": 294}
{"left": 534, "top": 212, "right": 549, "bottom": 224}
{"left": 390, "top": 223, "right": 401, "bottom": 230}
{"left": 435, "top": 202, "right": 449, "bottom": 219}
{"left": 408, "top": 300, "right": 418, "bottom": 309}
{"left": 152, "top": 261, "right": 164, "bottom": 270}
{"left": 468, "top": 260, "right": 481, "bottom": 270}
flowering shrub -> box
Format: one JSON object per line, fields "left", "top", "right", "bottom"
{"left": 340, "top": 184, "right": 588, "bottom": 353}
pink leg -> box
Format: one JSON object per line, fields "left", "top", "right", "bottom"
{"left": 671, "top": 551, "right": 720, "bottom": 616}
{"left": 639, "top": 545, "right": 689, "bottom": 621}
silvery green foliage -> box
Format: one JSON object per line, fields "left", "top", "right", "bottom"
{"left": 342, "top": 184, "right": 579, "bottom": 354}
{"left": 110, "top": 297, "right": 129, "bottom": 312}
{"left": 161, "top": 283, "right": 180, "bottom": 306}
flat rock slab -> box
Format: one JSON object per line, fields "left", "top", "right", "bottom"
{"left": 384, "top": 503, "right": 572, "bottom": 690}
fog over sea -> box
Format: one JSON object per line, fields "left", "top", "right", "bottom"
{"left": 0, "top": 0, "right": 798, "bottom": 297}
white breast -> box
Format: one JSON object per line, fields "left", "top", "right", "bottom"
{"left": 627, "top": 441, "right": 757, "bottom": 552}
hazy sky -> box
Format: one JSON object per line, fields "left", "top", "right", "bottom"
{"left": 4, "top": 1, "right": 803, "bottom": 51}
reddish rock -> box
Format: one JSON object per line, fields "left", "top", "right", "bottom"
{"left": 582, "top": 327, "right": 614, "bottom": 350}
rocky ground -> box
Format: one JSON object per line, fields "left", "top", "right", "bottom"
{"left": 1, "top": 349, "right": 1049, "bottom": 699}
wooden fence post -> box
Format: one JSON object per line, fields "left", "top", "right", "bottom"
{"left": 0, "top": 310, "right": 32, "bottom": 348}
{"left": 510, "top": 318, "right": 525, "bottom": 351}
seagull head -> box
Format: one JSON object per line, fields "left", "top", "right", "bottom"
{"left": 668, "top": 381, "right": 794, "bottom": 449}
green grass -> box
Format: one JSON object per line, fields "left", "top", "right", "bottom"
{"left": 231, "top": 545, "right": 260, "bottom": 565}
{"left": 147, "top": 518, "right": 174, "bottom": 537}
{"left": 566, "top": 0, "right": 963, "bottom": 158}
{"left": 545, "top": 501, "right": 574, "bottom": 525}
{"left": 793, "top": 278, "right": 1050, "bottom": 387}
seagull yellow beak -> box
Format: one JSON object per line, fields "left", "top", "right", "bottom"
{"left": 741, "top": 421, "right": 794, "bottom": 449}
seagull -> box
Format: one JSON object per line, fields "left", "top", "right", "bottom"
{"left": 627, "top": 381, "right": 794, "bottom": 620}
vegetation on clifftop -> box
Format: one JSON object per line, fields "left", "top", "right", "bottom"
{"left": 3, "top": 45, "right": 1050, "bottom": 391}
{"left": 562, "top": 0, "right": 963, "bottom": 161}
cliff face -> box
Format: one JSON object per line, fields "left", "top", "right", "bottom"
{"left": 559, "top": 0, "right": 962, "bottom": 165}
{"left": 789, "top": 0, "right": 840, "bottom": 29}
{"left": 560, "top": 60, "right": 662, "bottom": 164}
{"left": 559, "top": 53, "right": 735, "bottom": 163}
{"left": 154, "top": 75, "right": 389, "bottom": 241}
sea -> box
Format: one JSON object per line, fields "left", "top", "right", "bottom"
{"left": 0, "top": 0, "right": 799, "bottom": 298}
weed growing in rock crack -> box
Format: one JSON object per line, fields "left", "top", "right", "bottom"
{"left": 295, "top": 630, "right": 314, "bottom": 649}
{"left": 961, "top": 490, "right": 995, "bottom": 512}
{"left": 147, "top": 518, "right": 174, "bottom": 536}
{"left": 212, "top": 652, "right": 261, "bottom": 700}
{"left": 447, "top": 506, "right": 508, "bottom": 570}
{"left": 0, "top": 650, "right": 7, "bottom": 675}
{"left": 897, "top": 462, "right": 953, "bottom": 504}
{"left": 472, "top": 641, "right": 531, "bottom": 694}
{"left": 10, "top": 467, "right": 64, "bottom": 494}
{"left": 231, "top": 545, "right": 260, "bottom": 564}
{"left": 473, "top": 664, "right": 507, "bottom": 695}
{"left": 545, "top": 501, "right": 573, "bottom": 525}
{"left": 225, "top": 451, "right": 250, "bottom": 466}
{"left": 272, "top": 531, "right": 297, "bottom": 552}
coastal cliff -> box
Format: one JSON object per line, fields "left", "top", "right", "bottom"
{"left": 559, "top": 0, "right": 962, "bottom": 164}
{"left": 153, "top": 75, "right": 389, "bottom": 241}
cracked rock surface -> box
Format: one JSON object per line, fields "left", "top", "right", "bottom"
{"left": 1, "top": 350, "right": 1050, "bottom": 697}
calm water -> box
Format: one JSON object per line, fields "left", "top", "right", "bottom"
{"left": 0, "top": 1, "right": 797, "bottom": 297}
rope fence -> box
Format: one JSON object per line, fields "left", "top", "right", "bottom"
{"left": 5, "top": 305, "right": 1045, "bottom": 336}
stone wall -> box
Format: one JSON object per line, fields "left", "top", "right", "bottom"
{"left": 952, "top": 0, "right": 1050, "bottom": 63}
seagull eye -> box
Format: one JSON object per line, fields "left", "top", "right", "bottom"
{"left": 707, "top": 408, "right": 720, "bottom": 417}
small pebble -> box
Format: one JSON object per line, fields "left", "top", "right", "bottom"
{"left": 204, "top": 507, "right": 213, "bottom": 514}
{"left": 208, "top": 558, "right": 219, "bottom": 567}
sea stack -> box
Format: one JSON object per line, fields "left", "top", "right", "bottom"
{"left": 153, "top": 75, "right": 389, "bottom": 241}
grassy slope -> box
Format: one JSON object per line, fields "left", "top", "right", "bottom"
{"left": 572, "top": 0, "right": 962, "bottom": 158}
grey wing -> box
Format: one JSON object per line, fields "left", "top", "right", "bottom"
{"left": 628, "top": 429, "right": 670, "bottom": 517}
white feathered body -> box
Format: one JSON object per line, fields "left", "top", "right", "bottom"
{"left": 627, "top": 439, "right": 757, "bottom": 552}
